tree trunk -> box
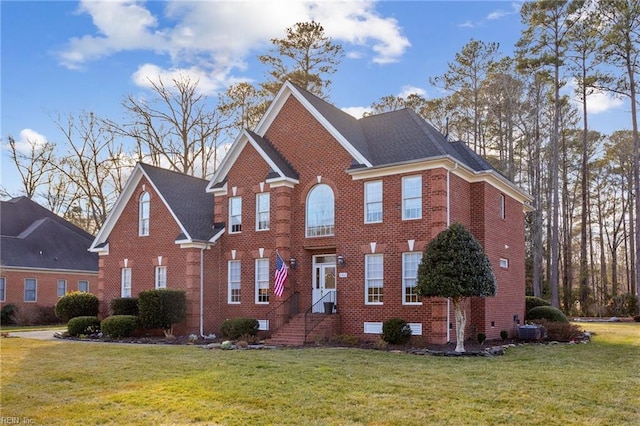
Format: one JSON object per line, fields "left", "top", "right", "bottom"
{"left": 453, "top": 298, "right": 467, "bottom": 353}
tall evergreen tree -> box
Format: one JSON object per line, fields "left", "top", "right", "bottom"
{"left": 258, "top": 21, "right": 344, "bottom": 99}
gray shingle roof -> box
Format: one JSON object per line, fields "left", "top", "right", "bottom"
{"left": 246, "top": 130, "right": 299, "bottom": 180}
{"left": 139, "top": 163, "right": 215, "bottom": 241}
{"left": 1, "top": 197, "right": 98, "bottom": 271}
{"left": 292, "top": 84, "right": 494, "bottom": 172}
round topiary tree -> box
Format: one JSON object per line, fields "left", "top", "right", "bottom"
{"left": 138, "top": 289, "right": 186, "bottom": 337}
{"left": 416, "top": 222, "right": 496, "bottom": 353}
{"left": 528, "top": 306, "right": 568, "bottom": 323}
{"left": 55, "top": 291, "right": 100, "bottom": 322}
{"left": 525, "top": 296, "right": 551, "bottom": 321}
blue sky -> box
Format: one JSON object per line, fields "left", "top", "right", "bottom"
{"left": 0, "top": 1, "right": 630, "bottom": 196}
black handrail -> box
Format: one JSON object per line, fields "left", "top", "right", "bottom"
{"left": 304, "top": 292, "right": 336, "bottom": 338}
{"left": 264, "top": 291, "right": 299, "bottom": 337}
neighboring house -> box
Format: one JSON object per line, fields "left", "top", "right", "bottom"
{"left": 91, "top": 81, "right": 532, "bottom": 344}
{"left": 0, "top": 197, "right": 98, "bottom": 317}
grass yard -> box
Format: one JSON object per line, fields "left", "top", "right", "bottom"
{"left": 1, "top": 322, "right": 639, "bottom": 425}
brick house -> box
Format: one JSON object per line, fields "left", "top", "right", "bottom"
{"left": 90, "top": 81, "right": 531, "bottom": 344}
{"left": 0, "top": 197, "right": 98, "bottom": 320}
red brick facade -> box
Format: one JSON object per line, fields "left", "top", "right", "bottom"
{"left": 0, "top": 269, "right": 97, "bottom": 317}
{"left": 94, "top": 83, "right": 529, "bottom": 344}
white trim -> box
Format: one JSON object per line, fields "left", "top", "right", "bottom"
{"left": 348, "top": 157, "right": 533, "bottom": 209}
{"left": 258, "top": 320, "right": 269, "bottom": 331}
{"left": 0, "top": 266, "right": 98, "bottom": 275}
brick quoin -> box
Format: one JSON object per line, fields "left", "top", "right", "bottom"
{"left": 96, "top": 84, "right": 529, "bottom": 344}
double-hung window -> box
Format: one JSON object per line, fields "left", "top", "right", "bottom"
{"left": 365, "top": 181, "right": 383, "bottom": 223}
{"left": 229, "top": 197, "right": 242, "bottom": 233}
{"left": 256, "top": 192, "right": 270, "bottom": 231}
{"left": 500, "top": 194, "right": 506, "bottom": 219}
{"left": 121, "top": 268, "right": 132, "bottom": 297}
{"left": 365, "top": 254, "right": 384, "bottom": 304}
{"left": 402, "top": 175, "right": 422, "bottom": 220}
{"left": 155, "top": 266, "right": 167, "bottom": 289}
{"left": 24, "top": 278, "right": 37, "bottom": 302}
{"left": 403, "top": 252, "right": 422, "bottom": 305}
{"left": 0, "top": 277, "right": 6, "bottom": 302}
{"left": 228, "top": 261, "right": 241, "bottom": 304}
{"left": 255, "top": 259, "right": 269, "bottom": 304}
{"left": 78, "top": 280, "right": 89, "bottom": 292}
{"left": 57, "top": 279, "right": 67, "bottom": 297}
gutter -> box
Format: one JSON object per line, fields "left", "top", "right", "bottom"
{"left": 446, "top": 163, "right": 458, "bottom": 343}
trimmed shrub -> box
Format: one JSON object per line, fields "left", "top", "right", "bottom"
{"left": 109, "top": 297, "right": 139, "bottom": 316}
{"left": 1, "top": 304, "right": 17, "bottom": 325}
{"left": 67, "top": 316, "right": 101, "bottom": 337}
{"left": 500, "top": 330, "right": 509, "bottom": 341}
{"left": 220, "top": 318, "right": 259, "bottom": 340}
{"left": 528, "top": 306, "right": 568, "bottom": 323}
{"left": 101, "top": 315, "right": 139, "bottom": 338}
{"left": 525, "top": 296, "right": 551, "bottom": 320}
{"left": 381, "top": 318, "right": 412, "bottom": 345}
{"left": 55, "top": 292, "right": 99, "bottom": 322}
{"left": 138, "top": 289, "right": 187, "bottom": 337}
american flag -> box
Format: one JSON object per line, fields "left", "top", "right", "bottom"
{"left": 274, "top": 252, "right": 288, "bottom": 297}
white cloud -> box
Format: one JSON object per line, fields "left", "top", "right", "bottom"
{"left": 567, "top": 79, "right": 624, "bottom": 114}
{"left": 398, "top": 85, "right": 426, "bottom": 99}
{"left": 457, "top": 20, "right": 475, "bottom": 28}
{"left": 8, "top": 129, "right": 49, "bottom": 154}
{"left": 342, "top": 106, "right": 371, "bottom": 119}
{"left": 58, "top": 0, "right": 410, "bottom": 83}
{"left": 585, "top": 89, "right": 624, "bottom": 114}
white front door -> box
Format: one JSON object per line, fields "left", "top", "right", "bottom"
{"left": 312, "top": 255, "right": 337, "bottom": 313}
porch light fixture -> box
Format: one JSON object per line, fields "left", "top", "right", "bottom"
{"left": 289, "top": 258, "right": 297, "bottom": 269}
{"left": 337, "top": 255, "right": 346, "bottom": 267}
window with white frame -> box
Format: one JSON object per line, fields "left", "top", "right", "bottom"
{"left": 402, "top": 175, "right": 422, "bottom": 220}
{"left": 500, "top": 194, "right": 506, "bottom": 219}
{"left": 57, "top": 279, "right": 67, "bottom": 297}
{"left": 365, "top": 180, "right": 383, "bottom": 223}
{"left": 0, "top": 277, "right": 5, "bottom": 302}
{"left": 139, "top": 191, "right": 150, "bottom": 236}
{"left": 500, "top": 258, "right": 509, "bottom": 269}
{"left": 306, "top": 184, "right": 335, "bottom": 237}
{"left": 229, "top": 197, "right": 242, "bottom": 233}
{"left": 155, "top": 266, "right": 167, "bottom": 289}
{"left": 78, "top": 280, "right": 89, "bottom": 292}
{"left": 256, "top": 192, "right": 270, "bottom": 231}
{"left": 255, "top": 258, "right": 269, "bottom": 304}
{"left": 403, "top": 252, "right": 422, "bottom": 305}
{"left": 121, "top": 268, "right": 132, "bottom": 297}
{"left": 24, "top": 278, "right": 37, "bottom": 302}
{"left": 365, "top": 254, "right": 384, "bottom": 304}
{"left": 228, "top": 260, "right": 241, "bottom": 304}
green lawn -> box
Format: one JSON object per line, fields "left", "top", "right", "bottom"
{"left": 1, "top": 322, "right": 639, "bottom": 425}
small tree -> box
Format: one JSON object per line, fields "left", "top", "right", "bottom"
{"left": 138, "top": 289, "right": 187, "bottom": 337}
{"left": 416, "top": 223, "right": 496, "bottom": 352}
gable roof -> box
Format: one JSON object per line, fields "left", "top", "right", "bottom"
{"left": 207, "top": 81, "right": 530, "bottom": 204}
{"left": 90, "top": 163, "right": 216, "bottom": 252}
{"left": 1, "top": 197, "right": 98, "bottom": 271}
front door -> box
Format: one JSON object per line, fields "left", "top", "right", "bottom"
{"left": 312, "top": 255, "right": 337, "bottom": 313}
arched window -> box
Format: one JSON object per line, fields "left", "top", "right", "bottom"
{"left": 306, "top": 184, "right": 334, "bottom": 237}
{"left": 139, "top": 192, "right": 150, "bottom": 236}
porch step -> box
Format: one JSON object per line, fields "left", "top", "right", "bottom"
{"left": 265, "top": 313, "right": 339, "bottom": 346}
